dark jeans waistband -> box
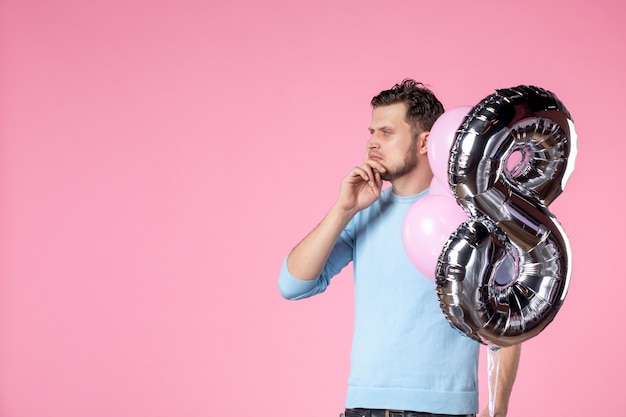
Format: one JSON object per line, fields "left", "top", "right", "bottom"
{"left": 343, "top": 408, "right": 475, "bottom": 417}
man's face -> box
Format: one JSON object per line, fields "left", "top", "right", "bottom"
{"left": 367, "top": 102, "right": 418, "bottom": 182}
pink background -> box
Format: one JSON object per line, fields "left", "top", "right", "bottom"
{"left": 1, "top": 0, "right": 623, "bottom": 415}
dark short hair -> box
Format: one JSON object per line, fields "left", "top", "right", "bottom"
{"left": 371, "top": 79, "right": 445, "bottom": 134}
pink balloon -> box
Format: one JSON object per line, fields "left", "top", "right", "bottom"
{"left": 427, "top": 105, "right": 473, "bottom": 185}
{"left": 402, "top": 194, "right": 467, "bottom": 281}
{"left": 427, "top": 177, "right": 452, "bottom": 197}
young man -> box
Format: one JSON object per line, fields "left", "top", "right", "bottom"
{"left": 278, "top": 79, "right": 520, "bottom": 417}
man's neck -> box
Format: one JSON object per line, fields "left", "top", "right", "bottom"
{"left": 391, "top": 170, "right": 433, "bottom": 197}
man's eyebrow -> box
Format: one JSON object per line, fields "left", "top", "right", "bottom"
{"left": 369, "top": 125, "right": 393, "bottom": 132}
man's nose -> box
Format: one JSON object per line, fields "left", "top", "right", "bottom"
{"left": 367, "top": 134, "right": 379, "bottom": 149}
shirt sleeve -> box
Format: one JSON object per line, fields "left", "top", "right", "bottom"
{"left": 277, "top": 220, "right": 356, "bottom": 300}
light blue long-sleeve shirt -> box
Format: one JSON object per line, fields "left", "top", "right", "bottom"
{"left": 278, "top": 187, "right": 479, "bottom": 414}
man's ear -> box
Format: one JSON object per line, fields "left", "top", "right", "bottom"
{"left": 419, "top": 131, "right": 430, "bottom": 155}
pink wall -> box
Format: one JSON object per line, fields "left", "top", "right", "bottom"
{"left": 1, "top": 0, "right": 623, "bottom": 415}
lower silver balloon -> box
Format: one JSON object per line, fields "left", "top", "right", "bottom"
{"left": 436, "top": 86, "right": 577, "bottom": 348}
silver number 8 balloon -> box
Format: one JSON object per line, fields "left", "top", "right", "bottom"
{"left": 435, "top": 86, "right": 578, "bottom": 348}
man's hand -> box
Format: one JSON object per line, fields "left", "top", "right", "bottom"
{"left": 336, "top": 160, "right": 385, "bottom": 214}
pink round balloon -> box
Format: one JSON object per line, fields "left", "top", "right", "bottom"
{"left": 427, "top": 105, "right": 473, "bottom": 185}
{"left": 402, "top": 194, "right": 467, "bottom": 281}
{"left": 427, "top": 177, "right": 452, "bottom": 197}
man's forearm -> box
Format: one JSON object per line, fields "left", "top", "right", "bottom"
{"left": 494, "top": 344, "right": 521, "bottom": 414}
{"left": 286, "top": 203, "right": 355, "bottom": 281}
